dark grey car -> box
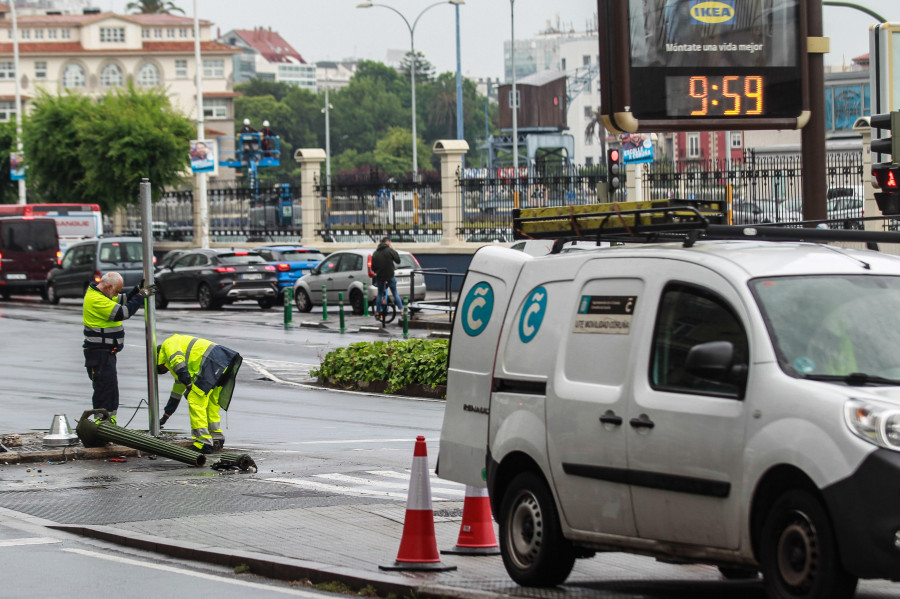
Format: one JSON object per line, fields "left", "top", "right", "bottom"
{"left": 46, "top": 237, "right": 146, "bottom": 304}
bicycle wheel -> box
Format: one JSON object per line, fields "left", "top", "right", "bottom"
{"left": 375, "top": 297, "right": 397, "bottom": 325}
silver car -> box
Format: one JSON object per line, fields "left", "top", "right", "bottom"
{"left": 292, "top": 248, "right": 426, "bottom": 315}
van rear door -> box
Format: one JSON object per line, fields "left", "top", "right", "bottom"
{"left": 438, "top": 246, "right": 528, "bottom": 488}
{"left": 0, "top": 218, "right": 59, "bottom": 291}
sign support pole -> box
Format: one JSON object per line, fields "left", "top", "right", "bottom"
{"left": 140, "top": 179, "right": 160, "bottom": 436}
{"left": 801, "top": 0, "right": 827, "bottom": 222}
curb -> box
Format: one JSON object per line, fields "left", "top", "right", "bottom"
{"left": 1, "top": 439, "right": 198, "bottom": 465}
{"left": 49, "top": 525, "right": 501, "bottom": 599}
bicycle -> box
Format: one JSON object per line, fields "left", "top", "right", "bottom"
{"left": 374, "top": 285, "right": 398, "bottom": 326}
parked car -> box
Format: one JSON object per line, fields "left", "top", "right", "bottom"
{"left": 155, "top": 249, "right": 189, "bottom": 272}
{"left": 253, "top": 245, "right": 325, "bottom": 302}
{"left": 0, "top": 217, "right": 60, "bottom": 300}
{"left": 46, "top": 237, "right": 145, "bottom": 304}
{"left": 827, "top": 193, "right": 865, "bottom": 230}
{"left": 732, "top": 199, "right": 802, "bottom": 224}
{"left": 293, "top": 248, "right": 426, "bottom": 315}
{"left": 155, "top": 248, "right": 278, "bottom": 310}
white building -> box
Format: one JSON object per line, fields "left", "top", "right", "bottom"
{"left": 315, "top": 59, "right": 357, "bottom": 91}
{"left": 0, "top": 4, "right": 239, "bottom": 180}
{"left": 220, "top": 27, "right": 316, "bottom": 91}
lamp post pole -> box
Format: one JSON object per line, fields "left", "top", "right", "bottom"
{"left": 357, "top": 1, "right": 464, "bottom": 182}
{"left": 455, "top": 4, "right": 464, "bottom": 145}
{"left": 193, "top": 0, "right": 209, "bottom": 249}
{"left": 510, "top": 0, "right": 518, "bottom": 172}
{"left": 11, "top": 1, "right": 24, "bottom": 204}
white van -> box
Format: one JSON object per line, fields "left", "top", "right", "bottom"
{"left": 439, "top": 234, "right": 900, "bottom": 599}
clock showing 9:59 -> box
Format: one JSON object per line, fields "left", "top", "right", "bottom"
{"left": 665, "top": 75, "right": 764, "bottom": 117}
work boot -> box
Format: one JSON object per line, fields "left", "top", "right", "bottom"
{"left": 212, "top": 432, "right": 225, "bottom": 450}
{"left": 193, "top": 443, "right": 214, "bottom": 454}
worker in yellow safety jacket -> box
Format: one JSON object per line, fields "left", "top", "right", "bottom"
{"left": 156, "top": 334, "right": 242, "bottom": 453}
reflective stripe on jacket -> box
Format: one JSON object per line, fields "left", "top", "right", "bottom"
{"left": 82, "top": 283, "right": 143, "bottom": 351}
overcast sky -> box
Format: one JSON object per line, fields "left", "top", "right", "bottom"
{"left": 92, "top": 0, "right": 898, "bottom": 80}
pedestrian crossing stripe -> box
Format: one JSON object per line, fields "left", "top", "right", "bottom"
{"left": 0, "top": 537, "right": 61, "bottom": 547}
{"left": 263, "top": 470, "right": 465, "bottom": 502}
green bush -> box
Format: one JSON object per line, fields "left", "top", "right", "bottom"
{"left": 311, "top": 339, "right": 448, "bottom": 394}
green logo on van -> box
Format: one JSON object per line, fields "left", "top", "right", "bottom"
{"left": 519, "top": 286, "right": 547, "bottom": 343}
{"left": 462, "top": 282, "right": 493, "bottom": 336}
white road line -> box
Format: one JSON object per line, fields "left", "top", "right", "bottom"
{"left": 0, "top": 537, "right": 61, "bottom": 547}
{"left": 290, "top": 439, "right": 417, "bottom": 445}
{"left": 318, "top": 473, "right": 464, "bottom": 494}
{"left": 61, "top": 548, "right": 325, "bottom": 597}
{"left": 264, "top": 477, "right": 410, "bottom": 500}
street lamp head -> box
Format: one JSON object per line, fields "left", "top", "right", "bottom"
{"left": 356, "top": 2, "right": 373, "bottom": 7}
{"left": 449, "top": 0, "right": 465, "bottom": 4}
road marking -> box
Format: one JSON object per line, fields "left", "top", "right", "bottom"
{"left": 0, "top": 537, "right": 61, "bottom": 547}
{"left": 264, "top": 470, "right": 465, "bottom": 502}
{"left": 288, "top": 439, "right": 419, "bottom": 445}
{"left": 265, "top": 477, "right": 410, "bottom": 500}
{"left": 62, "top": 548, "right": 326, "bottom": 597}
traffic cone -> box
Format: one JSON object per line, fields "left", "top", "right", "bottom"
{"left": 441, "top": 485, "right": 500, "bottom": 555}
{"left": 379, "top": 435, "right": 457, "bottom": 572}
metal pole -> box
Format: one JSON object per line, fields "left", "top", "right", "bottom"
{"left": 321, "top": 284, "right": 328, "bottom": 321}
{"left": 455, "top": 4, "right": 464, "bottom": 166}
{"left": 409, "top": 27, "right": 418, "bottom": 182}
{"left": 283, "top": 286, "right": 293, "bottom": 326}
{"left": 11, "top": 1, "right": 24, "bottom": 205}
{"left": 338, "top": 291, "right": 346, "bottom": 333}
{"left": 193, "top": 0, "right": 209, "bottom": 248}
{"left": 801, "top": 0, "right": 827, "bottom": 222}
{"left": 511, "top": 0, "right": 518, "bottom": 172}
{"left": 140, "top": 179, "right": 160, "bottom": 436}
{"left": 325, "top": 79, "right": 332, "bottom": 216}
{"left": 363, "top": 281, "right": 370, "bottom": 316}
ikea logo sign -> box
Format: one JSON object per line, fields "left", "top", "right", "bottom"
{"left": 689, "top": 1, "right": 735, "bottom": 24}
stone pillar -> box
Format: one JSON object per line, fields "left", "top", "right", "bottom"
{"left": 293, "top": 148, "right": 326, "bottom": 247}
{"left": 853, "top": 118, "right": 880, "bottom": 231}
{"left": 113, "top": 205, "right": 127, "bottom": 235}
{"left": 433, "top": 140, "right": 468, "bottom": 245}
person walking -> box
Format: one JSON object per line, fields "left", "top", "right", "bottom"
{"left": 371, "top": 236, "right": 403, "bottom": 319}
{"left": 156, "top": 334, "right": 243, "bottom": 453}
{"left": 83, "top": 272, "right": 156, "bottom": 424}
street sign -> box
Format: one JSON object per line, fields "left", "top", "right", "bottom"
{"left": 599, "top": 0, "right": 810, "bottom": 132}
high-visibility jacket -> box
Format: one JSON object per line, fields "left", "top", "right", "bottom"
{"left": 158, "top": 334, "right": 240, "bottom": 414}
{"left": 82, "top": 283, "right": 144, "bottom": 352}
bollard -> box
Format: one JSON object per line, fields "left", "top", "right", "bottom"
{"left": 283, "top": 287, "right": 293, "bottom": 326}
{"left": 363, "top": 282, "right": 370, "bottom": 316}
{"left": 321, "top": 284, "right": 329, "bottom": 321}
{"left": 403, "top": 296, "right": 409, "bottom": 339}
{"left": 338, "top": 292, "right": 346, "bottom": 333}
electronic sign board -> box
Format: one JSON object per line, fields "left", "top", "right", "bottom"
{"left": 599, "top": 0, "right": 810, "bottom": 132}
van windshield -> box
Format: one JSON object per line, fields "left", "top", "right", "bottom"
{"left": 751, "top": 275, "right": 900, "bottom": 380}
{"left": 1, "top": 220, "right": 57, "bottom": 252}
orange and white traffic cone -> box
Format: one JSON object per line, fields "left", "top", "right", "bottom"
{"left": 379, "top": 435, "right": 457, "bottom": 572}
{"left": 441, "top": 485, "right": 500, "bottom": 555}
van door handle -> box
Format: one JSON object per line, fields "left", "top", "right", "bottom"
{"left": 629, "top": 414, "right": 655, "bottom": 429}
{"left": 599, "top": 411, "right": 623, "bottom": 426}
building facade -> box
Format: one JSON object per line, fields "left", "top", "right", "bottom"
{"left": 220, "top": 27, "right": 315, "bottom": 91}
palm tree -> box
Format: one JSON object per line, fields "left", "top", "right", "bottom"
{"left": 125, "top": 0, "right": 185, "bottom": 14}
{"left": 584, "top": 107, "right": 608, "bottom": 164}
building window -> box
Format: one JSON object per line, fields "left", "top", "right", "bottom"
{"left": 583, "top": 55, "right": 591, "bottom": 66}
{"left": 0, "top": 100, "right": 15, "bottom": 121}
{"left": 0, "top": 62, "right": 14, "bottom": 80}
{"left": 166, "top": 28, "right": 175, "bottom": 38}
{"left": 34, "top": 61, "right": 47, "bottom": 80}
{"left": 584, "top": 106, "right": 592, "bottom": 119}
{"left": 585, "top": 156, "right": 593, "bottom": 166}
{"left": 175, "top": 59, "right": 188, "bottom": 78}
{"left": 687, "top": 133, "right": 701, "bottom": 159}
{"left": 137, "top": 63, "right": 160, "bottom": 87}
{"left": 34, "top": 29, "right": 43, "bottom": 40}
{"left": 203, "top": 59, "right": 224, "bottom": 78}
{"left": 153, "top": 28, "right": 162, "bottom": 39}
{"left": 48, "top": 29, "right": 57, "bottom": 39}
{"left": 21, "top": 29, "right": 30, "bottom": 40}
{"left": 100, "top": 63, "right": 123, "bottom": 87}
{"left": 6, "top": 29, "right": 11, "bottom": 40}
{"left": 730, "top": 132, "right": 743, "bottom": 149}
{"left": 61, "top": 29, "right": 71, "bottom": 39}
{"left": 62, "top": 63, "right": 85, "bottom": 88}
{"left": 203, "top": 98, "right": 227, "bottom": 119}
{"left": 179, "top": 28, "right": 190, "bottom": 38}
{"left": 142, "top": 28, "right": 149, "bottom": 39}
{"left": 100, "top": 27, "right": 125, "bottom": 43}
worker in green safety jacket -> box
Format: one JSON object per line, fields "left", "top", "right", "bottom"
{"left": 156, "top": 334, "right": 242, "bottom": 454}
{"left": 83, "top": 271, "right": 156, "bottom": 425}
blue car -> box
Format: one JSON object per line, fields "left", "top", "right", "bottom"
{"left": 253, "top": 245, "right": 325, "bottom": 303}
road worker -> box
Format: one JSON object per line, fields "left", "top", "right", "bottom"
{"left": 156, "top": 334, "right": 242, "bottom": 453}
{"left": 83, "top": 272, "right": 156, "bottom": 424}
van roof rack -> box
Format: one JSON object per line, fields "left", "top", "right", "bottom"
{"left": 513, "top": 202, "right": 900, "bottom": 250}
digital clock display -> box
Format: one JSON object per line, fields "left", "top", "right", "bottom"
{"left": 665, "top": 75, "right": 764, "bottom": 117}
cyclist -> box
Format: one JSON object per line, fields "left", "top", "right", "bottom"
{"left": 371, "top": 236, "right": 404, "bottom": 320}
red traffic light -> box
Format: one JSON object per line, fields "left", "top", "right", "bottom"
{"left": 609, "top": 149, "right": 620, "bottom": 163}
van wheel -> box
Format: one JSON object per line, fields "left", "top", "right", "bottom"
{"left": 294, "top": 288, "right": 312, "bottom": 313}
{"left": 499, "top": 471, "right": 576, "bottom": 587}
{"left": 759, "top": 489, "right": 857, "bottom": 599}
{"left": 349, "top": 289, "right": 364, "bottom": 315}
{"left": 46, "top": 283, "right": 59, "bottom": 305}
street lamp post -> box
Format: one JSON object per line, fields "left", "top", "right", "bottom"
{"left": 510, "top": 0, "right": 518, "bottom": 172}
{"left": 11, "top": 1, "right": 24, "bottom": 204}
{"left": 357, "top": 0, "right": 464, "bottom": 182}
{"left": 193, "top": 0, "right": 209, "bottom": 249}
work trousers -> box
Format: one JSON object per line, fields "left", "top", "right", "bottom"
{"left": 188, "top": 385, "right": 222, "bottom": 450}
{"left": 84, "top": 349, "right": 118, "bottom": 422}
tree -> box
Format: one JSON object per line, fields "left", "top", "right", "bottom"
{"left": 423, "top": 73, "right": 457, "bottom": 140}
{"left": 399, "top": 51, "right": 435, "bottom": 85}
{"left": 126, "top": 0, "right": 185, "bottom": 14}
{"left": 372, "top": 126, "right": 429, "bottom": 179}
{"left": 0, "top": 120, "right": 18, "bottom": 204}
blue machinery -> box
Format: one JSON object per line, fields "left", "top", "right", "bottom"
{"left": 218, "top": 134, "right": 295, "bottom": 227}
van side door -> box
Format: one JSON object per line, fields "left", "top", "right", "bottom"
{"left": 628, "top": 264, "right": 750, "bottom": 549}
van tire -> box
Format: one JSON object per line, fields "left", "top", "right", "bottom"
{"left": 295, "top": 288, "right": 312, "bottom": 313}
{"left": 759, "top": 489, "right": 857, "bottom": 599}
{"left": 349, "top": 289, "right": 364, "bottom": 315}
{"left": 499, "top": 471, "right": 576, "bottom": 587}
{"left": 46, "top": 283, "right": 60, "bottom": 305}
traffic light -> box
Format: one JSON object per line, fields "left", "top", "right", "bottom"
{"left": 871, "top": 111, "right": 900, "bottom": 214}
{"left": 607, "top": 148, "right": 622, "bottom": 198}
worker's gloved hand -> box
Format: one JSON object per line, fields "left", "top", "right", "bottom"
{"left": 139, "top": 284, "right": 158, "bottom": 298}
{"left": 159, "top": 413, "right": 170, "bottom": 428}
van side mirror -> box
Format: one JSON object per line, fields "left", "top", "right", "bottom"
{"left": 685, "top": 341, "right": 748, "bottom": 383}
